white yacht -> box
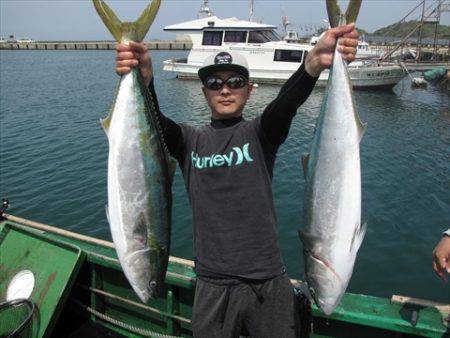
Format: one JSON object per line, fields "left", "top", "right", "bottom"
{"left": 163, "top": 1, "right": 406, "bottom": 90}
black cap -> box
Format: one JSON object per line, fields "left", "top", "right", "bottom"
{"left": 198, "top": 51, "right": 250, "bottom": 82}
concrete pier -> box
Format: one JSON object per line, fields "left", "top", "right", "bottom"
{"left": 0, "top": 40, "right": 193, "bottom": 51}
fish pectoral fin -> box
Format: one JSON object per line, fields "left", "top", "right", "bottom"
{"left": 105, "top": 204, "right": 110, "bottom": 223}
{"left": 299, "top": 229, "right": 321, "bottom": 247}
{"left": 301, "top": 154, "right": 310, "bottom": 179}
{"left": 93, "top": 0, "right": 123, "bottom": 42}
{"left": 350, "top": 222, "right": 367, "bottom": 253}
{"left": 134, "top": 0, "right": 161, "bottom": 42}
{"left": 100, "top": 116, "right": 111, "bottom": 136}
{"left": 358, "top": 122, "right": 367, "bottom": 142}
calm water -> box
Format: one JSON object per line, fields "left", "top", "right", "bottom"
{"left": 1, "top": 50, "right": 449, "bottom": 303}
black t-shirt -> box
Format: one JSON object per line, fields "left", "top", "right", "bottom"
{"left": 149, "top": 64, "right": 317, "bottom": 279}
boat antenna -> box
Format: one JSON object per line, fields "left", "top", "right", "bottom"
{"left": 198, "top": 0, "right": 213, "bottom": 19}
{"left": 249, "top": 0, "right": 254, "bottom": 21}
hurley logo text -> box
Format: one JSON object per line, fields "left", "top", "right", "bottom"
{"left": 191, "top": 143, "right": 254, "bottom": 169}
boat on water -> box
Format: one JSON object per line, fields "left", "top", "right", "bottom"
{"left": 0, "top": 213, "right": 448, "bottom": 337}
{"left": 163, "top": 1, "right": 406, "bottom": 90}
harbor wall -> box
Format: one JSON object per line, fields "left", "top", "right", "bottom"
{"left": 0, "top": 41, "right": 193, "bottom": 51}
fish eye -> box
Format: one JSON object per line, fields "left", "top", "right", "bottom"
{"left": 149, "top": 280, "right": 157, "bottom": 288}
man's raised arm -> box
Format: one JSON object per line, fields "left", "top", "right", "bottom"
{"left": 260, "top": 24, "right": 358, "bottom": 148}
{"left": 115, "top": 41, "right": 183, "bottom": 159}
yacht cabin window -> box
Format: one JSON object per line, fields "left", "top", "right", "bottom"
{"left": 224, "top": 31, "right": 247, "bottom": 43}
{"left": 274, "top": 49, "right": 305, "bottom": 63}
{"left": 203, "top": 31, "right": 224, "bottom": 46}
{"left": 248, "top": 30, "right": 280, "bottom": 44}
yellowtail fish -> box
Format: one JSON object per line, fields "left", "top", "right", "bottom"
{"left": 93, "top": 0, "right": 176, "bottom": 302}
{"left": 300, "top": 0, "right": 367, "bottom": 315}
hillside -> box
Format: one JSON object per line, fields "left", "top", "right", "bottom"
{"left": 370, "top": 20, "right": 450, "bottom": 39}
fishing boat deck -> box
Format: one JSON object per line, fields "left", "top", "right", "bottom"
{"left": 0, "top": 215, "right": 448, "bottom": 337}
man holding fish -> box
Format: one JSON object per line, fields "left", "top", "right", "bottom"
{"left": 113, "top": 6, "right": 358, "bottom": 338}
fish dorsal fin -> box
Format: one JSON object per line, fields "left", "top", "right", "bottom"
{"left": 93, "top": 0, "right": 123, "bottom": 42}
{"left": 135, "top": 0, "right": 161, "bottom": 42}
{"left": 301, "top": 154, "right": 310, "bottom": 179}
{"left": 326, "top": 0, "right": 362, "bottom": 28}
{"left": 168, "top": 157, "right": 177, "bottom": 184}
{"left": 350, "top": 222, "right": 367, "bottom": 253}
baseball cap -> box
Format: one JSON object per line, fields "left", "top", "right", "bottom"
{"left": 198, "top": 51, "right": 249, "bottom": 82}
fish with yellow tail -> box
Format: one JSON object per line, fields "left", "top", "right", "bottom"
{"left": 299, "top": 0, "right": 367, "bottom": 315}
{"left": 93, "top": 0, "right": 176, "bottom": 303}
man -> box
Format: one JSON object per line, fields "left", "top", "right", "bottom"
{"left": 432, "top": 229, "right": 450, "bottom": 281}
{"left": 116, "top": 24, "right": 358, "bottom": 337}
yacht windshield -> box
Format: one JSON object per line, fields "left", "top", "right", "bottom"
{"left": 265, "top": 30, "right": 281, "bottom": 41}
{"left": 248, "top": 30, "right": 280, "bottom": 43}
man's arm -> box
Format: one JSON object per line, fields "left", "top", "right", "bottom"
{"left": 116, "top": 42, "right": 183, "bottom": 159}
{"left": 260, "top": 24, "right": 358, "bottom": 148}
{"left": 260, "top": 64, "right": 317, "bottom": 147}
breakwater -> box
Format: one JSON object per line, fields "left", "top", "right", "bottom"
{"left": 0, "top": 40, "right": 193, "bottom": 51}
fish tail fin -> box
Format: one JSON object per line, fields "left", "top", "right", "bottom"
{"left": 326, "top": 0, "right": 342, "bottom": 28}
{"left": 134, "top": 0, "right": 161, "bottom": 42}
{"left": 350, "top": 222, "right": 367, "bottom": 253}
{"left": 326, "top": 0, "right": 362, "bottom": 27}
{"left": 93, "top": 0, "right": 123, "bottom": 42}
{"left": 345, "top": 0, "right": 362, "bottom": 25}
{"left": 93, "top": 0, "right": 161, "bottom": 42}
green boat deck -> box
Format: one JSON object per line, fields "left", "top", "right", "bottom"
{"left": 0, "top": 216, "right": 448, "bottom": 337}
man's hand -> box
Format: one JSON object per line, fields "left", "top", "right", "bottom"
{"left": 305, "top": 23, "right": 359, "bottom": 77}
{"left": 116, "top": 41, "right": 153, "bottom": 86}
{"left": 432, "top": 235, "right": 450, "bottom": 281}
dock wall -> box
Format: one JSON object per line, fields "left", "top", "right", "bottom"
{"left": 0, "top": 41, "right": 193, "bottom": 51}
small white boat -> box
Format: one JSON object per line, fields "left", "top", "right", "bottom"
{"left": 163, "top": 1, "right": 406, "bottom": 90}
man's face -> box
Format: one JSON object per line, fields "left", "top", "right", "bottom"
{"left": 202, "top": 71, "right": 253, "bottom": 120}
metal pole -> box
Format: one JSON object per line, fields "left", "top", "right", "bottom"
{"left": 417, "top": 0, "right": 426, "bottom": 61}
{"left": 433, "top": 3, "right": 440, "bottom": 60}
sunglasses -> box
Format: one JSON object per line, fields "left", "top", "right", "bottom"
{"left": 203, "top": 75, "right": 248, "bottom": 91}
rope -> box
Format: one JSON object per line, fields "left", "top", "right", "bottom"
{"left": 400, "top": 62, "right": 416, "bottom": 81}
{"left": 70, "top": 298, "right": 181, "bottom": 338}
{"left": 78, "top": 284, "right": 191, "bottom": 324}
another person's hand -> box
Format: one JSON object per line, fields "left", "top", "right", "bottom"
{"left": 305, "top": 23, "right": 359, "bottom": 77}
{"left": 432, "top": 235, "right": 450, "bottom": 281}
{"left": 116, "top": 41, "right": 153, "bottom": 86}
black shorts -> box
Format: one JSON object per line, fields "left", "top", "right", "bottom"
{"left": 192, "top": 273, "right": 302, "bottom": 338}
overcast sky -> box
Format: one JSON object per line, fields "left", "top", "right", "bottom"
{"left": 1, "top": 0, "right": 448, "bottom": 41}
